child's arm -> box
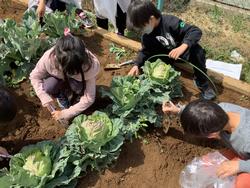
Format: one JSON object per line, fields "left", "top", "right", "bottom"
{"left": 128, "top": 36, "right": 166, "bottom": 76}
{"left": 162, "top": 101, "right": 181, "bottom": 114}
{"left": 30, "top": 50, "right": 53, "bottom": 107}
{"left": 217, "top": 159, "right": 250, "bottom": 178}
{"left": 162, "top": 101, "right": 185, "bottom": 115}
{"left": 167, "top": 15, "right": 202, "bottom": 48}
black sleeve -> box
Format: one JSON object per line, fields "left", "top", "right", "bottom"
{"left": 134, "top": 35, "right": 166, "bottom": 67}
{"left": 167, "top": 15, "right": 202, "bottom": 47}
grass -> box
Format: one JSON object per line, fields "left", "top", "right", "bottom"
{"left": 230, "top": 15, "right": 247, "bottom": 33}
{"left": 208, "top": 5, "right": 223, "bottom": 24}
{"left": 242, "top": 62, "right": 250, "bottom": 83}
{"left": 203, "top": 44, "right": 232, "bottom": 62}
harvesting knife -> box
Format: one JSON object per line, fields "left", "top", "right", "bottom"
{"left": 104, "top": 60, "right": 134, "bottom": 70}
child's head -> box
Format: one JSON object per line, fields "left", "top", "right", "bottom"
{"left": 53, "top": 35, "right": 91, "bottom": 75}
{"left": 0, "top": 88, "right": 17, "bottom": 123}
{"left": 180, "top": 99, "right": 229, "bottom": 137}
{"left": 127, "top": 0, "right": 161, "bottom": 33}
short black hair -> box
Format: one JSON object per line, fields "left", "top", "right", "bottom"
{"left": 127, "top": 0, "right": 161, "bottom": 29}
{"left": 180, "top": 99, "right": 229, "bottom": 136}
{"left": 0, "top": 88, "right": 17, "bottom": 123}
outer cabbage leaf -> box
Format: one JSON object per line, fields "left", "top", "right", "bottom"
{"left": 64, "top": 112, "right": 124, "bottom": 172}
{"left": 0, "top": 141, "right": 80, "bottom": 188}
{"left": 100, "top": 76, "right": 151, "bottom": 117}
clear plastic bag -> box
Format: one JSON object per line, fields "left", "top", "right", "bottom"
{"left": 179, "top": 151, "right": 236, "bottom": 188}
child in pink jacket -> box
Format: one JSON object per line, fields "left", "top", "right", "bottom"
{"left": 30, "top": 33, "right": 100, "bottom": 122}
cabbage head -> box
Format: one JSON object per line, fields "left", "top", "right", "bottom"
{"left": 0, "top": 140, "right": 82, "bottom": 187}
{"left": 67, "top": 111, "right": 123, "bottom": 153}
{"left": 142, "top": 58, "right": 183, "bottom": 103}
{"left": 23, "top": 150, "right": 52, "bottom": 177}
{"left": 143, "top": 59, "right": 172, "bottom": 84}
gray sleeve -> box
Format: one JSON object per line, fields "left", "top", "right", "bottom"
{"left": 177, "top": 104, "right": 186, "bottom": 116}
{"left": 219, "top": 102, "right": 246, "bottom": 113}
{"left": 239, "top": 160, "right": 250, "bottom": 173}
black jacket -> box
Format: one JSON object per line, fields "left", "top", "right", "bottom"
{"left": 134, "top": 15, "right": 202, "bottom": 67}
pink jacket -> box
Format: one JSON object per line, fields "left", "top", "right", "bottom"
{"left": 30, "top": 47, "right": 100, "bottom": 120}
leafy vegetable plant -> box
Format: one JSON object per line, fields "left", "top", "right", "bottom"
{"left": 142, "top": 59, "right": 183, "bottom": 103}
{"left": 43, "top": 8, "right": 82, "bottom": 38}
{"left": 63, "top": 111, "right": 124, "bottom": 171}
{"left": 101, "top": 60, "right": 182, "bottom": 138}
{"left": 0, "top": 11, "right": 54, "bottom": 86}
{"left": 0, "top": 141, "right": 80, "bottom": 188}
{"left": 109, "top": 43, "right": 126, "bottom": 61}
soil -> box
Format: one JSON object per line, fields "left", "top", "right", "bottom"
{"left": 1, "top": 1, "right": 250, "bottom": 188}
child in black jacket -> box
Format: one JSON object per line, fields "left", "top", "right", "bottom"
{"left": 127, "top": 0, "right": 215, "bottom": 100}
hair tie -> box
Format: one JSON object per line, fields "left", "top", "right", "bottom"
{"left": 64, "top": 27, "right": 71, "bottom": 36}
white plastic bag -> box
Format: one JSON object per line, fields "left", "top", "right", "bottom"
{"left": 117, "top": 0, "right": 131, "bottom": 13}
{"left": 179, "top": 151, "right": 236, "bottom": 188}
{"left": 93, "top": 0, "right": 118, "bottom": 29}
{"left": 93, "top": 0, "right": 131, "bottom": 29}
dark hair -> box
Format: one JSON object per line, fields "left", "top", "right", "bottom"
{"left": 127, "top": 0, "right": 161, "bottom": 29}
{"left": 0, "top": 88, "right": 17, "bottom": 123}
{"left": 51, "top": 35, "right": 92, "bottom": 94}
{"left": 180, "top": 99, "right": 229, "bottom": 136}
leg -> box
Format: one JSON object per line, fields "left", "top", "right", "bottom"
{"left": 50, "top": 0, "right": 66, "bottom": 12}
{"left": 66, "top": 78, "right": 84, "bottom": 105}
{"left": 116, "top": 4, "right": 127, "bottom": 35}
{"left": 182, "top": 44, "right": 216, "bottom": 100}
{"left": 96, "top": 17, "right": 109, "bottom": 30}
{"left": 186, "top": 44, "right": 207, "bottom": 85}
{"left": 43, "top": 76, "right": 64, "bottom": 97}
{"left": 68, "top": 78, "right": 84, "bottom": 95}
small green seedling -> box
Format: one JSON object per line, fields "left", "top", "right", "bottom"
{"left": 109, "top": 43, "right": 126, "bottom": 61}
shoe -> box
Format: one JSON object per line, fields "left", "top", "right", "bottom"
{"left": 56, "top": 93, "right": 70, "bottom": 109}
{"left": 193, "top": 79, "right": 216, "bottom": 100}
{"left": 117, "top": 31, "right": 124, "bottom": 36}
{"left": 79, "top": 12, "right": 94, "bottom": 28}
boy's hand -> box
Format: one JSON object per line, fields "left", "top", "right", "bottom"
{"left": 37, "top": 0, "right": 46, "bottom": 18}
{"left": 162, "top": 101, "right": 180, "bottom": 114}
{"left": 217, "top": 160, "right": 239, "bottom": 178}
{"left": 169, "top": 43, "right": 188, "bottom": 60}
{"left": 128, "top": 65, "right": 139, "bottom": 76}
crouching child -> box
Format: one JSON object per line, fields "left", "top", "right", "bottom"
{"left": 127, "top": 0, "right": 216, "bottom": 100}
{"left": 30, "top": 31, "right": 100, "bottom": 124}
{"left": 162, "top": 100, "right": 250, "bottom": 188}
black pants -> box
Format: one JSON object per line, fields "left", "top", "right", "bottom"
{"left": 96, "top": 4, "right": 127, "bottom": 35}
{"left": 50, "top": 0, "right": 83, "bottom": 14}
{"left": 50, "top": 0, "right": 66, "bottom": 12}
{"left": 182, "top": 44, "right": 207, "bottom": 84}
